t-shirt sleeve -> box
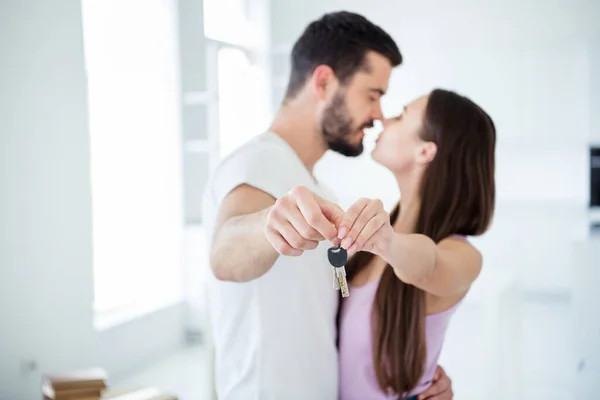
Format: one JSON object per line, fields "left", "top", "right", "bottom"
{"left": 209, "top": 142, "right": 298, "bottom": 207}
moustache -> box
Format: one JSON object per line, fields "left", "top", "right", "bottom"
{"left": 360, "top": 121, "right": 375, "bottom": 130}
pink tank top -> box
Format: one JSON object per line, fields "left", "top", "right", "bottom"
{"left": 338, "top": 279, "right": 462, "bottom": 400}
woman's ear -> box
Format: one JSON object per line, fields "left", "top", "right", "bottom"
{"left": 416, "top": 142, "right": 437, "bottom": 165}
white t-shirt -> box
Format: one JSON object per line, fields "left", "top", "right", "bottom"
{"left": 202, "top": 132, "right": 339, "bottom": 400}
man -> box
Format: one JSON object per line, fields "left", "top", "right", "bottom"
{"left": 202, "top": 11, "right": 454, "bottom": 400}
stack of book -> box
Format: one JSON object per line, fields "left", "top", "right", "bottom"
{"left": 42, "top": 367, "right": 107, "bottom": 400}
{"left": 101, "top": 387, "right": 178, "bottom": 400}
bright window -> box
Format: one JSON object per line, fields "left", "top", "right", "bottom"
{"left": 81, "top": 0, "right": 184, "bottom": 323}
{"left": 203, "top": 0, "right": 258, "bottom": 47}
{"left": 216, "top": 47, "right": 270, "bottom": 159}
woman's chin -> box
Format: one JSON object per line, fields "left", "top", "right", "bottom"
{"left": 371, "top": 149, "right": 398, "bottom": 174}
{"left": 370, "top": 146, "right": 382, "bottom": 163}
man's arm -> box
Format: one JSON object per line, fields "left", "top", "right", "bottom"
{"left": 210, "top": 184, "right": 279, "bottom": 282}
{"left": 418, "top": 365, "right": 453, "bottom": 400}
{"left": 210, "top": 184, "right": 344, "bottom": 282}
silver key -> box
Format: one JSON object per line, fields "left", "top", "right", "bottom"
{"left": 333, "top": 269, "right": 340, "bottom": 290}
{"left": 328, "top": 245, "right": 350, "bottom": 298}
{"left": 335, "top": 265, "right": 350, "bottom": 297}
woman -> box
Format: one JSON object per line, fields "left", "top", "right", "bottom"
{"left": 336, "top": 88, "right": 496, "bottom": 400}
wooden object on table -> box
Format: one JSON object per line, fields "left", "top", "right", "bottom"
{"left": 41, "top": 367, "right": 107, "bottom": 400}
{"left": 101, "top": 387, "right": 178, "bottom": 400}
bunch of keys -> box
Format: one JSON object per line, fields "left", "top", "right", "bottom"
{"left": 327, "top": 245, "right": 350, "bottom": 297}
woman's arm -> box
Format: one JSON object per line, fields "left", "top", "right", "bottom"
{"left": 337, "top": 198, "right": 482, "bottom": 298}
{"left": 380, "top": 233, "right": 482, "bottom": 298}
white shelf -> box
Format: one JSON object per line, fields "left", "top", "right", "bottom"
{"left": 185, "top": 140, "right": 210, "bottom": 153}
{"left": 183, "top": 91, "right": 217, "bottom": 106}
{"left": 589, "top": 208, "right": 600, "bottom": 224}
{"left": 271, "top": 45, "right": 292, "bottom": 55}
{"left": 272, "top": 76, "right": 288, "bottom": 87}
{"left": 495, "top": 135, "right": 592, "bottom": 148}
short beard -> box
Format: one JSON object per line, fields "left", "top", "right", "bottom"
{"left": 320, "top": 90, "right": 371, "bottom": 157}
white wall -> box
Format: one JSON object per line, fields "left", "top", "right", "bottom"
{"left": 269, "top": 1, "right": 600, "bottom": 398}
{"left": 591, "top": 36, "right": 600, "bottom": 146}
{"left": 572, "top": 237, "right": 600, "bottom": 399}
{"left": 0, "top": 2, "right": 94, "bottom": 398}
{"left": 0, "top": 3, "right": 184, "bottom": 399}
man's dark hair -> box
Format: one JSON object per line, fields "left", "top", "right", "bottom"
{"left": 285, "top": 11, "right": 402, "bottom": 99}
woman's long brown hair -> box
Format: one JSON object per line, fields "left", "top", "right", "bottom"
{"left": 342, "top": 89, "right": 496, "bottom": 397}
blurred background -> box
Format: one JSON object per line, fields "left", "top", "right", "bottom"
{"left": 1, "top": 0, "right": 599, "bottom": 399}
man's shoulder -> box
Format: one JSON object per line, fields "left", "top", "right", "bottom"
{"left": 215, "top": 132, "right": 294, "bottom": 172}
{"left": 204, "top": 132, "right": 303, "bottom": 208}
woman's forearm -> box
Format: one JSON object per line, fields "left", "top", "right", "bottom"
{"left": 380, "top": 233, "right": 437, "bottom": 285}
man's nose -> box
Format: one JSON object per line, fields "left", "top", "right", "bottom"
{"left": 371, "top": 103, "right": 384, "bottom": 121}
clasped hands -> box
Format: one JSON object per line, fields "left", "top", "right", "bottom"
{"left": 265, "top": 185, "right": 393, "bottom": 258}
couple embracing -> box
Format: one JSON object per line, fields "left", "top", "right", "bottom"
{"left": 203, "top": 10, "right": 495, "bottom": 400}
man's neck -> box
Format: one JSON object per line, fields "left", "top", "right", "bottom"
{"left": 268, "top": 102, "right": 327, "bottom": 172}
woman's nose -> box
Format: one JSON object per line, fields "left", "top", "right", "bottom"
{"left": 381, "top": 118, "right": 394, "bottom": 128}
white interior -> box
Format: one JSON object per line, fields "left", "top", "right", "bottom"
{"left": 1, "top": 0, "right": 599, "bottom": 399}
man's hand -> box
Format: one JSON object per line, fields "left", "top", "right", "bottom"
{"left": 418, "top": 365, "right": 453, "bottom": 400}
{"left": 265, "top": 186, "right": 344, "bottom": 256}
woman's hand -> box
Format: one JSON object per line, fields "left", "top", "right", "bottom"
{"left": 337, "top": 198, "right": 394, "bottom": 257}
